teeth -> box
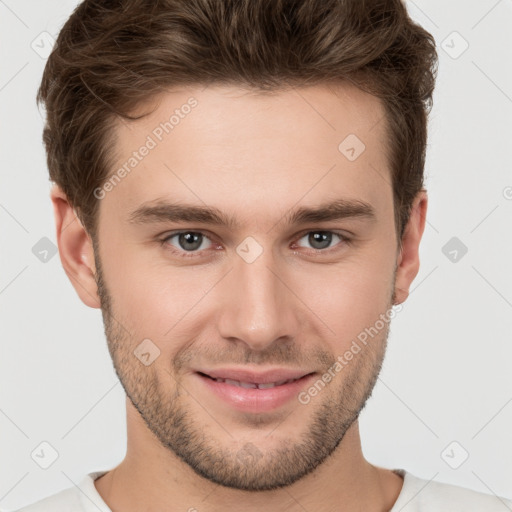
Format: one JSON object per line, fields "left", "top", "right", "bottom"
{"left": 224, "top": 378, "right": 241, "bottom": 387}
{"left": 257, "top": 382, "right": 276, "bottom": 389}
{"left": 240, "top": 381, "right": 258, "bottom": 389}
{"left": 212, "top": 376, "right": 300, "bottom": 389}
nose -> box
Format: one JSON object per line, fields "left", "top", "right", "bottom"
{"left": 216, "top": 244, "right": 301, "bottom": 352}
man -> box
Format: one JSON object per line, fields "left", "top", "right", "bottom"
{"left": 17, "top": 0, "right": 511, "bottom": 510}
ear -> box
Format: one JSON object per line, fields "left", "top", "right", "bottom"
{"left": 393, "top": 189, "right": 428, "bottom": 305}
{"left": 50, "top": 184, "right": 100, "bottom": 308}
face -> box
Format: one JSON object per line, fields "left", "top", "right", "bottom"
{"left": 90, "top": 83, "right": 403, "bottom": 490}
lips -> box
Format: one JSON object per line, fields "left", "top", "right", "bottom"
{"left": 195, "top": 367, "right": 314, "bottom": 387}
{"left": 195, "top": 368, "right": 318, "bottom": 412}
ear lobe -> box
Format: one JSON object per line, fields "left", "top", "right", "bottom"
{"left": 393, "top": 190, "right": 428, "bottom": 305}
{"left": 50, "top": 184, "right": 101, "bottom": 309}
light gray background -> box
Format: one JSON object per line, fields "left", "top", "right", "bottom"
{"left": 1, "top": 0, "right": 511, "bottom": 509}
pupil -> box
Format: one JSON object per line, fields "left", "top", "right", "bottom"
{"left": 309, "top": 231, "right": 331, "bottom": 249}
{"left": 179, "top": 232, "right": 202, "bottom": 251}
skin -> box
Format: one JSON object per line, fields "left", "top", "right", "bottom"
{"left": 51, "top": 82, "right": 427, "bottom": 511}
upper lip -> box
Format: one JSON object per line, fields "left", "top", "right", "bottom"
{"left": 196, "top": 367, "right": 315, "bottom": 384}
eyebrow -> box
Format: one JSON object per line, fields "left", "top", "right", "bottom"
{"left": 127, "top": 198, "right": 377, "bottom": 229}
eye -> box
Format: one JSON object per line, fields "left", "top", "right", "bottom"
{"left": 293, "top": 231, "right": 349, "bottom": 252}
{"left": 161, "top": 231, "right": 214, "bottom": 258}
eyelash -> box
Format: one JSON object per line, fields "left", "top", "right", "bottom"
{"left": 159, "top": 229, "right": 352, "bottom": 259}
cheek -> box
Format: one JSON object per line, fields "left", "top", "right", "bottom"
{"left": 295, "top": 248, "right": 395, "bottom": 346}
{"left": 102, "top": 244, "right": 218, "bottom": 340}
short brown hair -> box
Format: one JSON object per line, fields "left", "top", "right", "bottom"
{"left": 37, "top": 0, "right": 437, "bottom": 244}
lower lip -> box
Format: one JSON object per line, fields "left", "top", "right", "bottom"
{"left": 195, "top": 372, "right": 317, "bottom": 413}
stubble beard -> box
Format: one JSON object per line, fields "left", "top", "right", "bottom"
{"left": 93, "top": 246, "right": 395, "bottom": 491}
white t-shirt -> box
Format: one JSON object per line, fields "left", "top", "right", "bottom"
{"left": 11, "top": 468, "right": 512, "bottom": 511}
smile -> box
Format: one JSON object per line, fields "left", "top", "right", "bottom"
{"left": 205, "top": 375, "right": 304, "bottom": 389}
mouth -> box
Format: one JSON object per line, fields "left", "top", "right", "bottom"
{"left": 194, "top": 369, "right": 317, "bottom": 413}
{"left": 197, "top": 371, "right": 310, "bottom": 389}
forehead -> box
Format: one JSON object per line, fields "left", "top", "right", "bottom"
{"left": 103, "top": 83, "right": 392, "bottom": 226}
